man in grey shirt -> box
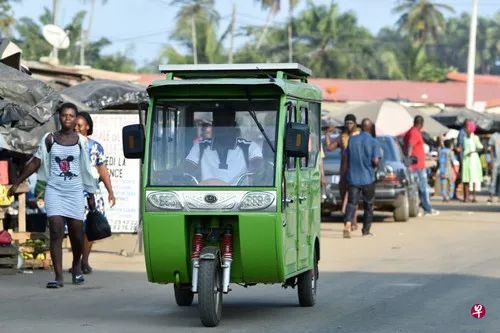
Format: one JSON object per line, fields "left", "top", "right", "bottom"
{"left": 488, "top": 132, "right": 500, "bottom": 202}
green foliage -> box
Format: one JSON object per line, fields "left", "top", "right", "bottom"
{"left": 93, "top": 51, "right": 136, "bottom": 72}
{"left": 0, "top": 0, "right": 19, "bottom": 37}
{"left": 13, "top": 7, "right": 135, "bottom": 72}
{"left": 393, "top": 0, "right": 454, "bottom": 46}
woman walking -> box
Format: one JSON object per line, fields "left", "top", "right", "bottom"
{"left": 75, "top": 111, "right": 115, "bottom": 274}
{"left": 8, "top": 103, "right": 96, "bottom": 288}
{"left": 462, "top": 120, "right": 483, "bottom": 202}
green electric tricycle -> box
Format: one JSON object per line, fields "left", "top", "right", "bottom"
{"left": 123, "top": 63, "right": 322, "bottom": 327}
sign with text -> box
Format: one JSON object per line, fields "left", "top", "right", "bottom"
{"left": 91, "top": 113, "right": 141, "bottom": 233}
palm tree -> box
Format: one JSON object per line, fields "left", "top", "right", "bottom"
{"left": 79, "top": 0, "right": 108, "bottom": 65}
{"left": 255, "top": 0, "right": 280, "bottom": 49}
{"left": 393, "top": 0, "right": 454, "bottom": 46}
{"left": 170, "top": 0, "right": 219, "bottom": 64}
{"left": 0, "top": 0, "right": 18, "bottom": 38}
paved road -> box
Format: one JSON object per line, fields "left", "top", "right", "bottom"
{"left": 1, "top": 199, "right": 499, "bottom": 332}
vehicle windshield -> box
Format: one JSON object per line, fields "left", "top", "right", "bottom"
{"left": 149, "top": 99, "right": 278, "bottom": 187}
{"left": 376, "top": 136, "right": 399, "bottom": 161}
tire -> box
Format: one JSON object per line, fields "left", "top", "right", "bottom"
{"left": 198, "top": 256, "right": 223, "bottom": 327}
{"left": 409, "top": 191, "right": 419, "bottom": 218}
{"left": 174, "top": 284, "right": 194, "bottom": 306}
{"left": 393, "top": 193, "right": 410, "bottom": 222}
{"left": 297, "top": 252, "right": 318, "bottom": 307}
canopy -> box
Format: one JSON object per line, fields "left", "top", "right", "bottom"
{"left": 406, "top": 107, "right": 449, "bottom": 137}
{"left": 431, "top": 108, "right": 495, "bottom": 132}
{"left": 333, "top": 101, "right": 448, "bottom": 137}
{"left": 334, "top": 101, "right": 413, "bottom": 137}
{"left": 0, "top": 62, "right": 62, "bottom": 154}
{"left": 62, "top": 79, "right": 148, "bottom": 110}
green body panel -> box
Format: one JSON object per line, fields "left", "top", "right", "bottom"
{"left": 141, "top": 73, "right": 322, "bottom": 285}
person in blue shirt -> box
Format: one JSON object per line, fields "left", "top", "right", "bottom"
{"left": 343, "top": 118, "right": 381, "bottom": 238}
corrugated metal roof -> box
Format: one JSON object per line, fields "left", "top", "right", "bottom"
{"left": 310, "top": 78, "right": 500, "bottom": 106}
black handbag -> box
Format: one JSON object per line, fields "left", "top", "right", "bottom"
{"left": 85, "top": 211, "right": 111, "bottom": 241}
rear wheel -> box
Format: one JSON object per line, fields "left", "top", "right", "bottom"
{"left": 297, "top": 252, "right": 318, "bottom": 307}
{"left": 198, "top": 255, "right": 223, "bottom": 327}
{"left": 174, "top": 284, "right": 194, "bottom": 306}
{"left": 393, "top": 193, "right": 410, "bottom": 222}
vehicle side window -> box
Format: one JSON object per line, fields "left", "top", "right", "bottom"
{"left": 286, "top": 102, "right": 296, "bottom": 170}
{"left": 307, "top": 102, "right": 320, "bottom": 168}
{"left": 299, "top": 105, "right": 309, "bottom": 169}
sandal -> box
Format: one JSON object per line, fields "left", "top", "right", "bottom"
{"left": 46, "top": 281, "right": 64, "bottom": 289}
{"left": 72, "top": 274, "right": 85, "bottom": 285}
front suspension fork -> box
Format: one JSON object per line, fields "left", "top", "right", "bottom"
{"left": 190, "top": 226, "right": 233, "bottom": 293}
{"left": 191, "top": 229, "right": 203, "bottom": 293}
{"left": 221, "top": 228, "right": 233, "bottom": 293}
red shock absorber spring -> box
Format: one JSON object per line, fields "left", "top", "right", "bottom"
{"left": 191, "top": 232, "right": 203, "bottom": 259}
{"left": 221, "top": 232, "right": 233, "bottom": 260}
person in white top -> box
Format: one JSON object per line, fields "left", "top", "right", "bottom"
{"left": 185, "top": 109, "right": 263, "bottom": 185}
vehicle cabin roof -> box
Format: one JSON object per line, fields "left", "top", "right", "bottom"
{"left": 147, "top": 63, "right": 322, "bottom": 101}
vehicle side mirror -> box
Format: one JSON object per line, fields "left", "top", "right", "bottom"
{"left": 122, "top": 124, "right": 145, "bottom": 159}
{"left": 285, "top": 122, "right": 309, "bottom": 158}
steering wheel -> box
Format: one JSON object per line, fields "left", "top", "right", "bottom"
{"left": 183, "top": 173, "right": 199, "bottom": 185}
{"left": 199, "top": 179, "right": 230, "bottom": 186}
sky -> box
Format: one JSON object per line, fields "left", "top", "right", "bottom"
{"left": 10, "top": 0, "right": 499, "bottom": 67}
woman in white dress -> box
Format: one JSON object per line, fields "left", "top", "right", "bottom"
{"left": 9, "top": 103, "right": 96, "bottom": 288}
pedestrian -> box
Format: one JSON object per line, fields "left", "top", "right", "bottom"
{"left": 438, "top": 139, "right": 457, "bottom": 202}
{"left": 74, "top": 111, "right": 116, "bottom": 274}
{"left": 8, "top": 103, "right": 97, "bottom": 288}
{"left": 404, "top": 116, "right": 439, "bottom": 216}
{"left": 461, "top": 120, "right": 483, "bottom": 203}
{"left": 325, "top": 114, "right": 360, "bottom": 231}
{"left": 343, "top": 118, "right": 381, "bottom": 238}
{"left": 487, "top": 130, "right": 500, "bottom": 203}
{"left": 453, "top": 119, "right": 469, "bottom": 200}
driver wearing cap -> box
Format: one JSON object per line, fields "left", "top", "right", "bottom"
{"left": 185, "top": 109, "right": 263, "bottom": 185}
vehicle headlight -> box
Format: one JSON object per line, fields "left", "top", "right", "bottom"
{"left": 239, "top": 192, "right": 275, "bottom": 211}
{"left": 147, "top": 192, "right": 183, "bottom": 210}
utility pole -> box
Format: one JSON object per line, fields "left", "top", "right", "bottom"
{"left": 80, "top": 0, "right": 97, "bottom": 66}
{"left": 288, "top": 0, "right": 294, "bottom": 63}
{"left": 466, "top": 0, "right": 478, "bottom": 110}
{"left": 191, "top": 15, "right": 198, "bottom": 64}
{"left": 228, "top": 3, "right": 236, "bottom": 64}
{"left": 52, "top": 0, "right": 60, "bottom": 62}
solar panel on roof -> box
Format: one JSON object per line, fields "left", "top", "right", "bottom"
{"left": 158, "top": 63, "right": 312, "bottom": 79}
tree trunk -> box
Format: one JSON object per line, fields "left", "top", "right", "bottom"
{"left": 52, "top": 0, "right": 60, "bottom": 61}
{"left": 228, "top": 3, "right": 236, "bottom": 64}
{"left": 256, "top": 2, "right": 278, "bottom": 50}
{"left": 191, "top": 15, "right": 198, "bottom": 64}
{"left": 288, "top": 0, "right": 294, "bottom": 62}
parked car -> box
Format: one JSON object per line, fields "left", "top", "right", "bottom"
{"left": 321, "top": 135, "right": 419, "bottom": 222}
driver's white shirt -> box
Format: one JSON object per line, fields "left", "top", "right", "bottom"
{"left": 186, "top": 139, "right": 262, "bottom": 184}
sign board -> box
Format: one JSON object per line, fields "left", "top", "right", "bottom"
{"left": 91, "top": 113, "right": 141, "bottom": 233}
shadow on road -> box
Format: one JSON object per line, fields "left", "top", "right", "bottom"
{"left": 0, "top": 270, "right": 498, "bottom": 332}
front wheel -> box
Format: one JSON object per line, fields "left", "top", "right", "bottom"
{"left": 198, "top": 254, "right": 223, "bottom": 327}
{"left": 174, "top": 284, "right": 194, "bottom": 306}
{"left": 297, "top": 252, "right": 318, "bottom": 307}
{"left": 393, "top": 193, "right": 410, "bottom": 222}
